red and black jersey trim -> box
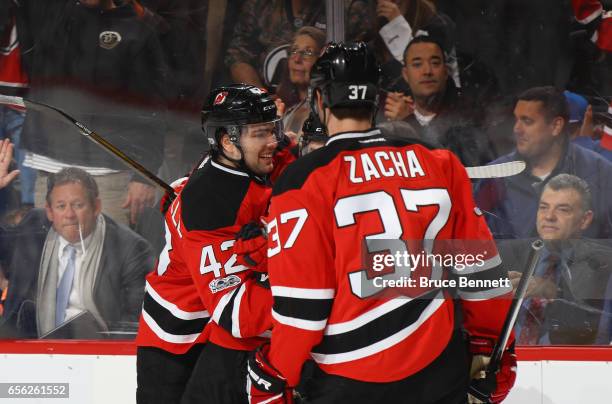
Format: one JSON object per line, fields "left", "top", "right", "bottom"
{"left": 181, "top": 159, "right": 252, "bottom": 231}
{"left": 273, "top": 296, "right": 334, "bottom": 322}
{"left": 142, "top": 292, "right": 209, "bottom": 336}
{"left": 272, "top": 129, "right": 437, "bottom": 197}
{"left": 311, "top": 290, "right": 440, "bottom": 356}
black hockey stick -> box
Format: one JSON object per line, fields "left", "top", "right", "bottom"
{"left": 468, "top": 239, "right": 544, "bottom": 403}
{"left": 0, "top": 95, "right": 175, "bottom": 196}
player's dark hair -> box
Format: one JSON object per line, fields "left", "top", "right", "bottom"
{"left": 402, "top": 35, "right": 446, "bottom": 66}
{"left": 516, "top": 86, "right": 569, "bottom": 124}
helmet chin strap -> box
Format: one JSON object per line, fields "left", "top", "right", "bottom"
{"left": 309, "top": 88, "right": 329, "bottom": 139}
{"left": 218, "top": 133, "right": 267, "bottom": 183}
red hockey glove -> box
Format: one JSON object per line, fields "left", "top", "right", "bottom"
{"left": 247, "top": 343, "right": 293, "bottom": 404}
{"left": 468, "top": 337, "right": 517, "bottom": 403}
{"left": 235, "top": 221, "right": 268, "bottom": 272}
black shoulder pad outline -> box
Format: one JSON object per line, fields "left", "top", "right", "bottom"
{"left": 181, "top": 164, "right": 252, "bottom": 231}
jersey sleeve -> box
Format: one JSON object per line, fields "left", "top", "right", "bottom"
{"left": 181, "top": 225, "right": 273, "bottom": 339}
{"left": 266, "top": 190, "right": 336, "bottom": 387}
{"left": 137, "top": 194, "right": 210, "bottom": 354}
{"left": 445, "top": 152, "right": 513, "bottom": 341}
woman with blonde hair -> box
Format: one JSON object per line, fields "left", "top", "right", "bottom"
{"left": 276, "top": 26, "right": 326, "bottom": 137}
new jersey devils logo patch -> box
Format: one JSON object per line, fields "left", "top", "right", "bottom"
{"left": 214, "top": 91, "right": 229, "bottom": 105}
{"left": 99, "top": 31, "right": 122, "bottom": 50}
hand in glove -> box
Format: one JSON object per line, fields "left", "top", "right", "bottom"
{"left": 468, "top": 336, "right": 517, "bottom": 403}
{"left": 247, "top": 343, "right": 293, "bottom": 404}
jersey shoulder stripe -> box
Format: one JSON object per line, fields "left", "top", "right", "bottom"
{"left": 181, "top": 160, "right": 252, "bottom": 231}
{"left": 272, "top": 129, "right": 438, "bottom": 196}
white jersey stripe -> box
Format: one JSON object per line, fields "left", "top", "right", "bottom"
{"left": 272, "top": 310, "right": 327, "bottom": 331}
{"left": 142, "top": 310, "right": 201, "bottom": 344}
{"left": 231, "top": 283, "right": 247, "bottom": 338}
{"left": 146, "top": 282, "right": 210, "bottom": 320}
{"left": 211, "top": 290, "right": 234, "bottom": 324}
{"left": 324, "top": 297, "right": 412, "bottom": 336}
{"left": 271, "top": 286, "right": 335, "bottom": 299}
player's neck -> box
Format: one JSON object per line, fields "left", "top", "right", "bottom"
{"left": 326, "top": 116, "right": 372, "bottom": 136}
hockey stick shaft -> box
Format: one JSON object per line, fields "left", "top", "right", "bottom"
{"left": 0, "top": 95, "right": 174, "bottom": 195}
{"left": 488, "top": 239, "right": 544, "bottom": 372}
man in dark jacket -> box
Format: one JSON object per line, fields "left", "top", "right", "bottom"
{"left": 0, "top": 167, "right": 155, "bottom": 338}
{"left": 14, "top": 0, "right": 169, "bottom": 226}
{"left": 501, "top": 174, "right": 612, "bottom": 345}
{"left": 476, "top": 86, "right": 612, "bottom": 239}
{"left": 385, "top": 35, "right": 493, "bottom": 166}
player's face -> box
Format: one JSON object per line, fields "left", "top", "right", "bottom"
{"left": 288, "top": 35, "right": 320, "bottom": 87}
{"left": 240, "top": 122, "right": 280, "bottom": 175}
{"left": 402, "top": 43, "right": 448, "bottom": 99}
{"left": 536, "top": 187, "right": 592, "bottom": 240}
{"left": 513, "top": 100, "right": 563, "bottom": 160}
{"left": 45, "top": 182, "right": 101, "bottom": 244}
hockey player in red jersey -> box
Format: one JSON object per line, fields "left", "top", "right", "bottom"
{"left": 246, "top": 42, "right": 517, "bottom": 404}
{"left": 136, "top": 84, "right": 295, "bottom": 404}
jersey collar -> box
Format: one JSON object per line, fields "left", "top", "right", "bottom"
{"left": 210, "top": 160, "right": 250, "bottom": 177}
{"left": 325, "top": 128, "right": 382, "bottom": 146}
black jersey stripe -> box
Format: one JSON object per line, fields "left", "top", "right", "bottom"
{"left": 142, "top": 292, "right": 209, "bottom": 336}
{"left": 273, "top": 296, "right": 334, "bottom": 322}
{"left": 311, "top": 289, "right": 442, "bottom": 355}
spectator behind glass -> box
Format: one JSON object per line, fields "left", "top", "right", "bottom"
{"left": 368, "top": 1, "right": 461, "bottom": 92}
{"left": 565, "top": 91, "right": 612, "bottom": 162}
{"left": 476, "top": 86, "right": 612, "bottom": 239}
{"left": 0, "top": 139, "right": 19, "bottom": 191}
{"left": 276, "top": 26, "right": 325, "bottom": 138}
{"left": 0, "top": 1, "right": 36, "bottom": 211}
{"left": 0, "top": 167, "right": 154, "bottom": 339}
{"left": 15, "top": 0, "right": 169, "bottom": 227}
{"left": 226, "top": 0, "right": 374, "bottom": 89}
{"left": 502, "top": 174, "right": 612, "bottom": 345}
{"left": 225, "top": 0, "right": 326, "bottom": 88}
{"left": 389, "top": 36, "right": 492, "bottom": 166}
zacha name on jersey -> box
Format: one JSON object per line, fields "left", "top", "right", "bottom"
{"left": 209, "top": 274, "right": 242, "bottom": 293}
{"left": 343, "top": 149, "right": 426, "bottom": 184}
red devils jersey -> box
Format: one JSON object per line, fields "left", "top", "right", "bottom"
{"left": 572, "top": 0, "right": 612, "bottom": 52}
{"left": 137, "top": 146, "right": 295, "bottom": 353}
{"left": 265, "top": 129, "right": 512, "bottom": 385}
{"left": 0, "top": 15, "right": 29, "bottom": 99}
{"left": 136, "top": 177, "right": 211, "bottom": 354}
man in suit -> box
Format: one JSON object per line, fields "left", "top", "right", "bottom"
{"left": 502, "top": 174, "right": 612, "bottom": 345}
{"left": 0, "top": 167, "right": 155, "bottom": 338}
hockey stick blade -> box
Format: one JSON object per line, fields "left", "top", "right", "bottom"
{"left": 465, "top": 161, "right": 526, "bottom": 179}
{"left": 0, "top": 94, "right": 174, "bottom": 195}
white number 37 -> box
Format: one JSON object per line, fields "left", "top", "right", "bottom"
{"left": 267, "top": 208, "right": 308, "bottom": 257}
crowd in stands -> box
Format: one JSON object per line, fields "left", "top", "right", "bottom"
{"left": 0, "top": 0, "right": 611, "bottom": 345}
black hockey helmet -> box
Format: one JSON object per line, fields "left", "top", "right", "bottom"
{"left": 202, "top": 84, "right": 280, "bottom": 151}
{"left": 299, "top": 113, "right": 328, "bottom": 156}
{"left": 309, "top": 41, "right": 381, "bottom": 110}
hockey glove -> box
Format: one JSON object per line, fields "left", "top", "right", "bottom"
{"left": 468, "top": 337, "right": 517, "bottom": 403}
{"left": 247, "top": 343, "right": 293, "bottom": 404}
{"left": 160, "top": 177, "right": 188, "bottom": 215}
{"left": 235, "top": 221, "right": 268, "bottom": 272}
